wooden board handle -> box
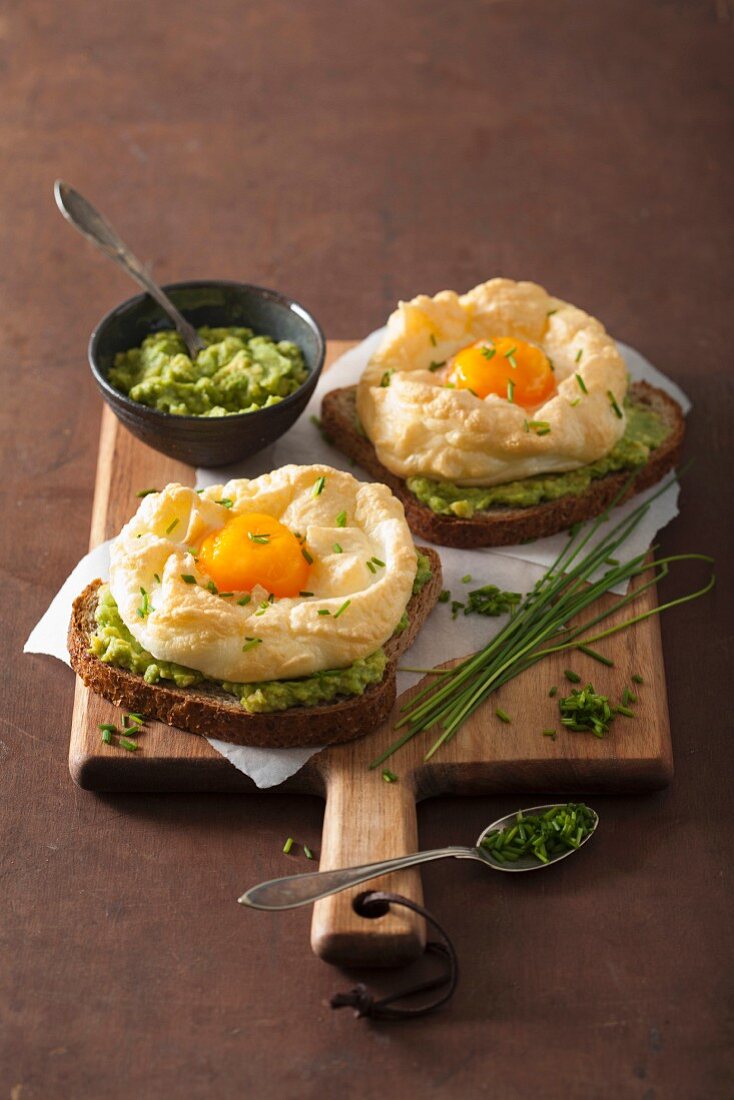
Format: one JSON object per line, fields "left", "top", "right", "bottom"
{"left": 311, "top": 757, "right": 425, "bottom": 968}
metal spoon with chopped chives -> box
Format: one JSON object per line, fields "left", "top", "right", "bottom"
{"left": 239, "top": 803, "right": 598, "bottom": 911}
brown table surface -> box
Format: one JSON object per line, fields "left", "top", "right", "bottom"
{"left": 2, "top": 1, "right": 733, "bottom": 1096}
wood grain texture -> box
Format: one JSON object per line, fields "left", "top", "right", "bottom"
{"left": 69, "top": 340, "right": 672, "bottom": 966}
{"left": 4, "top": 2, "right": 733, "bottom": 1096}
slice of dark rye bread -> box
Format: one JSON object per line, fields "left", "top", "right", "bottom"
{"left": 321, "top": 381, "right": 685, "bottom": 549}
{"left": 67, "top": 547, "right": 443, "bottom": 750}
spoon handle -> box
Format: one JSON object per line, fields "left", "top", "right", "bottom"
{"left": 54, "top": 180, "right": 205, "bottom": 355}
{"left": 239, "top": 846, "right": 479, "bottom": 911}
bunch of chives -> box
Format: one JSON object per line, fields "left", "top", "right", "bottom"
{"left": 370, "top": 473, "right": 714, "bottom": 768}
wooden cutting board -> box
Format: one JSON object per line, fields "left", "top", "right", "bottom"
{"left": 69, "top": 341, "right": 672, "bottom": 968}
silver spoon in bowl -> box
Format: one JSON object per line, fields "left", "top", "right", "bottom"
{"left": 54, "top": 180, "right": 207, "bottom": 359}
{"left": 239, "top": 803, "right": 598, "bottom": 911}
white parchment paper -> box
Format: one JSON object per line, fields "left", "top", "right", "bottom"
{"left": 25, "top": 333, "right": 689, "bottom": 788}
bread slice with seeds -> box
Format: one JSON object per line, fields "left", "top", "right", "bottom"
{"left": 320, "top": 382, "right": 684, "bottom": 548}
{"left": 68, "top": 546, "right": 442, "bottom": 749}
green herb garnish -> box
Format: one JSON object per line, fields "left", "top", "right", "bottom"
{"left": 495, "top": 708, "right": 511, "bottom": 724}
{"left": 302, "top": 547, "right": 314, "bottom": 565}
{"left": 506, "top": 379, "right": 515, "bottom": 403}
{"left": 575, "top": 349, "right": 583, "bottom": 363}
{"left": 165, "top": 518, "right": 179, "bottom": 535}
{"left": 462, "top": 574, "right": 472, "bottom": 584}
{"left": 438, "top": 590, "right": 450, "bottom": 603}
{"left": 577, "top": 644, "right": 615, "bottom": 667}
{"left": 282, "top": 837, "right": 295, "bottom": 854}
{"left": 481, "top": 804, "right": 596, "bottom": 864}
{"left": 119, "top": 737, "right": 139, "bottom": 752}
{"left": 336, "top": 510, "right": 347, "bottom": 527}
{"left": 241, "top": 637, "right": 262, "bottom": 653}
{"left": 333, "top": 543, "right": 343, "bottom": 554}
{"left": 548, "top": 686, "right": 558, "bottom": 698}
{"left": 137, "top": 587, "right": 150, "bottom": 618}
{"left": 101, "top": 728, "right": 113, "bottom": 745}
{"left": 333, "top": 599, "right": 351, "bottom": 619}
{"left": 237, "top": 594, "right": 252, "bottom": 606}
{"left": 299, "top": 591, "right": 314, "bottom": 597}
{"left": 216, "top": 498, "right": 233, "bottom": 508}
{"left": 608, "top": 391, "right": 623, "bottom": 419}
{"left": 136, "top": 488, "right": 159, "bottom": 498}
{"left": 303, "top": 845, "right": 315, "bottom": 861}
{"left": 542, "top": 729, "right": 557, "bottom": 739}
{"left": 382, "top": 770, "right": 398, "bottom": 783}
{"left": 317, "top": 609, "right": 331, "bottom": 616}
{"left": 632, "top": 674, "right": 644, "bottom": 684}
{"left": 380, "top": 370, "right": 393, "bottom": 387}
{"left": 207, "top": 580, "right": 218, "bottom": 595}
{"left": 429, "top": 360, "right": 446, "bottom": 372}
{"left": 575, "top": 373, "right": 588, "bottom": 394}
{"left": 560, "top": 684, "right": 613, "bottom": 737}
{"left": 181, "top": 574, "right": 197, "bottom": 584}
{"left": 366, "top": 559, "right": 377, "bottom": 574}
{"left": 313, "top": 476, "right": 326, "bottom": 497}
{"left": 372, "top": 557, "right": 385, "bottom": 568}
{"left": 248, "top": 532, "right": 271, "bottom": 544}
{"left": 564, "top": 669, "right": 581, "bottom": 683}
{"left": 480, "top": 345, "right": 496, "bottom": 361}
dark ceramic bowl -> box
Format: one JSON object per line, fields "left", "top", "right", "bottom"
{"left": 88, "top": 280, "right": 325, "bottom": 467}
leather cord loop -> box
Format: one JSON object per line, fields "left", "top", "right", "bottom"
{"left": 330, "top": 891, "right": 459, "bottom": 1020}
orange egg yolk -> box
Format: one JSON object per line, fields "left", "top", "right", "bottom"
{"left": 446, "top": 336, "right": 556, "bottom": 408}
{"left": 197, "top": 512, "right": 311, "bottom": 598}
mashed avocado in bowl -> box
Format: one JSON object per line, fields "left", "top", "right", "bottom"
{"left": 109, "top": 326, "right": 309, "bottom": 417}
{"left": 89, "top": 280, "right": 325, "bottom": 466}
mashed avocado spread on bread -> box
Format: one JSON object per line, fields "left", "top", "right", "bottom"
{"left": 89, "top": 554, "right": 432, "bottom": 714}
{"left": 108, "top": 326, "right": 308, "bottom": 417}
{"left": 406, "top": 398, "right": 670, "bottom": 518}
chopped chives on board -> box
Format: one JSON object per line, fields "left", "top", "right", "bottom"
{"left": 564, "top": 669, "right": 581, "bottom": 683}
{"left": 577, "top": 644, "right": 615, "bottom": 667}
{"left": 382, "top": 770, "right": 398, "bottom": 783}
{"left": 548, "top": 686, "right": 558, "bottom": 698}
{"left": 119, "top": 738, "right": 139, "bottom": 752}
{"left": 303, "top": 845, "right": 315, "bottom": 860}
{"left": 632, "top": 674, "right": 644, "bottom": 684}
{"left": 282, "top": 837, "right": 295, "bottom": 854}
{"left": 495, "top": 708, "right": 511, "bottom": 724}
{"left": 101, "top": 728, "right": 113, "bottom": 744}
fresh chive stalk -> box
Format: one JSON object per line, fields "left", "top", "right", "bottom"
{"left": 367, "top": 473, "right": 714, "bottom": 768}
{"left": 282, "top": 837, "right": 295, "bottom": 854}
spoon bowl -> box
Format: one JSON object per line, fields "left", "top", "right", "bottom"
{"left": 239, "top": 802, "right": 598, "bottom": 911}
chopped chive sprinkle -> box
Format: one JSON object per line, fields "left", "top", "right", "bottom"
{"left": 333, "top": 543, "right": 343, "bottom": 554}
{"left": 605, "top": 556, "right": 620, "bottom": 566}
{"left": 438, "top": 590, "right": 450, "bottom": 603}
{"left": 614, "top": 704, "right": 635, "bottom": 718}
{"left": 564, "top": 669, "right": 581, "bottom": 683}
{"left": 546, "top": 309, "right": 558, "bottom": 316}
{"left": 560, "top": 684, "right": 613, "bottom": 737}
{"left": 218, "top": 592, "right": 234, "bottom": 599}
{"left": 429, "top": 360, "right": 446, "bottom": 371}
{"left": 99, "top": 723, "right": 117, "bottom": 734}
{"left": 165, "top": 518, "right": 179, "bottom": 535}
{"left": 622, "top": 687, "right": 638, "bottom": 706}
{"left": 242, "top": 637, "right": 262, "bottom": 653}
{"left": 336, "top": 510, "right": 347, "bottom": 527}
{"left": 207, "top": 580, "right": 218, "bottom": 595}
{"left": 380, "top": 370, "right": 393, "bottom": 387}
{"left": 333, "top": 599, "right": 351, "bottom": 619}
{"left": 480, "top": 345, "right": 496, "bottom": 361}
{"left": 181, "top": 574, "right": 196, "bottom": 584}
{"left": 575, "top": 373, "right": 588, "bottom": 394}
{"left": 248, "top": 532, "right": 271, "bottom": 544}
{"left": 255, "top": 601, "right": 269, "bottom": 616}
{"left": 366, "top": 560, "right": 377, "bottom": 574}
{"left": 382, "top": 770, "right": 398, "bottom": 783}
{"left": 429, "top": 333, "right": 437, "bottom": 346}
{"left": 570, "top": 398, "right": 581, "bottom": 407}
{"left": 542, "top": 729, "right": 557, "bottom": 739}
{"left": 371, "top": 557, "right": 386, "bottom": 568}
{"left": 527, "top": 420, "right": 551, "bottom": 435}
{"left": 507, "top": 379, "right": 515, "bottom": 403}
{"left": 282, "top": 837, "right": 295, "bottom": 854}
{"left": 302, "top": 547, "right": 314, "bottom": 565}
{"left": 136, "top": 488, "right": 159, "bottom": 498}
{"left": 128, "top": 712, "right": 144, "bottom": 722}
{"left": 237, "top": 594, "right": 252, "bottom": 606}
{"left": 119, "top": 737, "right": 138, "bottom": 752}
{"left": 153, "top": 573, "right": 161, "bottom": 584}
{"left": 575, "top": 349, "right": 583, "bottom": 363}
{"left": 608, "top": 391, "right": 623, "bottom": 419}
{"left": 313, "top": 476, "right": 326, "bottom": 497}
{"left": 481, "top": 804, "right": 596, "bottom": 865}
{"left": 632, "top": 674, "right": 644, "bottom": 685}
{"left": 317, "top": 609, "right": 331, "bottom": 616}
{"left": 495, "top": 708, "right": 511, "bottom": 724}
{"left": 548, "top": 686, "right": 558, "bottom": 698}
{"left": 216, "top": 498, "right": 233, "bottom": 508}
{"left": 101, "top": 728, "right": 113, "bottom": 744}
{"left": 137, "top": 587, "right": 150, "bottom": 618}
{"left": 298, "top": 591, "right": 314, "bottom": 597}
{"left": 195, "top": 488, "right": 204, "bottom": 494}
{"left": 268, "top": 593, "right": 275, "bottom": 603}
{"left": 577, "top": 644, "right": 615, "bottom": 667}
{"left": 303, "top": 845, "right": 315, "bottom": 860}
{"left": 462, "top": 574, "right": 472, "bottom": 584}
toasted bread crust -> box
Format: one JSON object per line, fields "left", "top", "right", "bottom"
{"left": 320, "top": 381, "right": 685, "bottom": 548}
{"left": 68, "top": 548, "right": 442, "bottom": 748}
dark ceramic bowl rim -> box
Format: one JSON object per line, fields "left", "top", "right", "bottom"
{"left": 87, "top": 279, "right": 326, "bottom": 425}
